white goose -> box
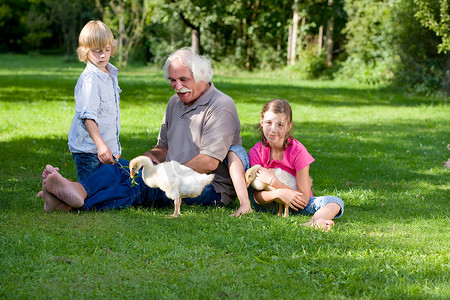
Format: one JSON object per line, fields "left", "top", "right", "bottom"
{"left": 129, "top": 156, "right": 215, "bottom": 217}
{"left": 245, "top": 164, "right": 312, "bottom": 217}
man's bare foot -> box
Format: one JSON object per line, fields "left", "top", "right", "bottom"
{"left": 45, "top": 172, "right": 87, "bottom": 208}
{"left": 37, "top": 165, "right": 60, "bottom": 198}
{"left": 300, "top": 219, "right": 335, "bottom": 232}
{"left": 42, "top": 183, "right": 72, "bottom": 212}
{"left": 42, "top": 165, "right": 59, "bottom": 179}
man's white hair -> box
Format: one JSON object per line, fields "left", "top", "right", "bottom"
{"left": 163, "top": 47, "right": 213, "bottom": 83}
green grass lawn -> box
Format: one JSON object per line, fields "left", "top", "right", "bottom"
{"left": 0, "top": 54, "right": 449, "bottom": 299}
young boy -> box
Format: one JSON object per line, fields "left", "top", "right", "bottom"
{"left": 68, "top": 20, "right": 122, "bottom": 181}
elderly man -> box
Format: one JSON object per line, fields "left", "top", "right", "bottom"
{"left": 39, "top": 48, "right": 252, "bottom": 216}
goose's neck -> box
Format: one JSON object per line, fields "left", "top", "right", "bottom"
{"left": 142, "top": 159, "right": 155, "bottom": 176}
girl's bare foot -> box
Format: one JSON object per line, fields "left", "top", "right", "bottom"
{"left": 312, "top": 219, "right": 335, "bottom": 231}
{"left": 300, "top": 219, "right": 335, "bottom": 232}
{"left": 45, "top": 172, "right": 87, "bottom": 208}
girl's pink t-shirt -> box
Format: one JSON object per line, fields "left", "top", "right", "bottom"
{"left": 249, "top": 137, "right": 315, "bottom": 196}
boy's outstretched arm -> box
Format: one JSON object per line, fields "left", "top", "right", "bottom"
{"left": 84, "top": 119, "right": 114, "bottom": 165}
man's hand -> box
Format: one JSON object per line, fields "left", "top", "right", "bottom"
{"left": 143, "top": 151, "right": 161, "bottom": 165}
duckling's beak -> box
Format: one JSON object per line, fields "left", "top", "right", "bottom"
{"left": 130, "top": 170, "right": 136, "bottom": 177}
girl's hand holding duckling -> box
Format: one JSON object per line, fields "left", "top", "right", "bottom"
{"left": 275, "top": 188, "right": 306, "bottom": 210}
{"left": 256, "top": 167, "right": 276, "bottom": 185}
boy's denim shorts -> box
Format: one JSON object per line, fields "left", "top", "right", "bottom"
{"left": 72, "top": 152, "right": 101, "bottom": 181}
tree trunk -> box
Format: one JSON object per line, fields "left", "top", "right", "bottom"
{"left": 242, "top": 18, "right": 250, "bottom": 70}
{"left": 287, "top": 25, "right": 292, "bottom": 64}
{"left": 318, "top": 25, "right": 323, "bottom": 55}
{"left": 298, "top": 16, "right": 305, "bottom": 62}
{"left": 118, "top": 11, "right": 124, "bottom": 66}
{"left": 289, "top": 0, "right": 299, "bottom": 65}
{"left": 246, "top": 38, "right": 252, "bottom": 71}
{"left": 326, "top": 0, "right": 334, "bottom": 67}
{"left": 191, "top": 29, "right": 199, "bottom": 53}
{"left": 177, "top": 9, "right": 201, "bottom": 53}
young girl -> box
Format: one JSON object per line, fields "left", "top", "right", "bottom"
{"left": 249, "top": 99, "right": 344, "bottom": 230}
{"left": 68, "top": 20, "right": 122, "bottom": 181}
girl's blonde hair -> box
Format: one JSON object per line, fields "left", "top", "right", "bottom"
{"left": 259, "top": 98, "right": 293, "bottom": 149}
{"left": 76, "top": 20, "right": 117, "bottom": 63}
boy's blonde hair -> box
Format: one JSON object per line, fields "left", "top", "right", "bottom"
{"left": 259, "top": 98, "right": 293, "bottom": 149}
{"left": 76, "top": 20, "right": 117, "bottom": 63}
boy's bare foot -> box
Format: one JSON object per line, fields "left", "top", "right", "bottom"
{"left": 300, "top": 219, "right": 335, "bottom": 232}
{"left": 45, "top": 172, "right": 87, "bottom": 208}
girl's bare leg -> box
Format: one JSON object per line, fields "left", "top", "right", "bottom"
{"left": 227, "top": 151, "right": 253, "bottom": 217}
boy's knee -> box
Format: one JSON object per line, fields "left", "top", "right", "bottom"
{"left": 71, "top": 199, "right": 85, "bottom": 208}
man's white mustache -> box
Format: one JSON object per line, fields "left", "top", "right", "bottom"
{"left": 175, "top": 87, "right": 192, "bottom": 93}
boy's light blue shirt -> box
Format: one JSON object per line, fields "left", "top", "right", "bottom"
{"left": 68, "top": 61, "right": 121, "bottom": 156}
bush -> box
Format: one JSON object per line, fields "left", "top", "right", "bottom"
{"left": 340, "top": 0, "right": 448, "bottom": 96}
{"left": 287, "top": 44, "right": 332, "bottom": 80}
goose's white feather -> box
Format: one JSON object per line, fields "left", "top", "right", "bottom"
{"left": 129, "top": 156, "right": 215, "bottom": 200}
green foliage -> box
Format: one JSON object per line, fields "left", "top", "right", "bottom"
{"left": 161, "top": 0, "right": 293, "bottom": 70}
{"left": 0, "top": 0, "right": 29, "bottom": 52}
{"left": 0, "top": 55, "right": 449, "bottom": 298}
{"left": 287, "top": 45, "right": 330, "bottom": 79}
{"left": 0, "top": 0, "right": 447, "bottom": 93}
{"left": 340, "top": 0, "right": 449, "bottom": 95}
{"left": 43, "top": 0, "right": 100, "bottom": 56}
{"left": 21, "top": 5, "right": 52, "bottom": 50}
{"left": 101, "top": 0, "right": 152, "bottom": 66}
{"left": 414, "top": 0, "right": 450, "bottom": 54}
{"left": 391, "top": 1, "right": 449, "bottom": 95}
{"left": 340, "top": 0, "right": 395, "bottom": 85}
